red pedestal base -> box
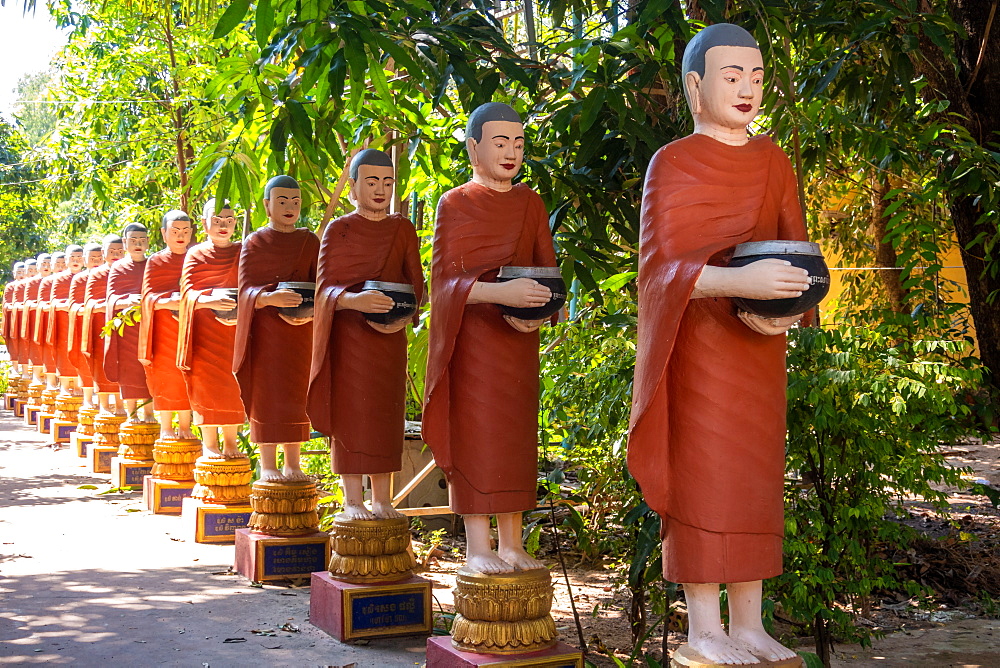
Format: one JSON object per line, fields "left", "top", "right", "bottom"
{"left": 309, "top": 571, "right": 432, "bottom": 641}
{"left": 72, "top": 432, "right": 93, "bottom": 458}
{"left": 425, "top": 637, "right": 584, "bottom": 667}
{"left": 36, "top": 412, "right": 54, "bottom": 434}
{"left": 24, "top": 405, "right": 41, "bottom": 426}
{"left": 143, "top": 476, "right": 194, "bottom": 513}
{"left": 13, "top": 399, "right": 25, "bottom": 417}
{"left": 90, "top": 446, "right": 115, "bottom": 474}
{"left": 233, "top": 528, "right": 330, "bottom": 583}
{"left": 183, "top": 497, "right": 252, "bottom": 544}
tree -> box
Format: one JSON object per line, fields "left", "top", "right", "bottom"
{"left": 0, "top": 117, "right": 48, "bottom": 280}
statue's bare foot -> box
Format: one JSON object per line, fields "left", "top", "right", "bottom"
{"left": 223, "top": 450, "right": 247, "bottom": 460}
{"left": 338, "top": 503, "right": 376, "bottom": 521}
{"left": 281, "top": 468, "right": 310, "bottom": 482}
{"left": 689, "top": 631, "right": 760, "bottom": 665}
{"left": 178, "top": 429, "right": 197, "bottom": 440}
{"left": 497, "top": 546, "right": 545, "bottom": 571}
{"left": 204, "top": 451, "right": 226, "bottom": 460}
{"left": 731, "top": 629, "right": 797, "bottom": 662}
{"left": 371, "top": 501, "right": 404, "bottom": 520}
{"left": 258, "top": 468, "right": 285, "bottom": 482}
{"left": 466, "top": 551, "right": 516, "bottom": 575}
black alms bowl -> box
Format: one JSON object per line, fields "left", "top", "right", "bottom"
{"left": 276, "top": 281, "right": 316, "bottom": 319}
{"left": 362, "top": 281, "right": 418, "bottom": 325}
{"left": 211, "top": 288, "right": 239, "bottom": 322}
{"left": 496, "top": 266, "right": 567, "bottom": 321}
{"left": 728, "top": 240, "right": 830, "bottom": 318}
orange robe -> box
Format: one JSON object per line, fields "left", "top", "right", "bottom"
{"left": 423, "top": 182, "right": 557, "bottom": 515}
{"left": 67, "top": 270, "right": 93, "bottom": 385}
{"left": 46, "top": 271, "right": 76, "bottom": 377}
{"left": 82, "top": 266, "right": 117, "bottom": 393}
{"left": 308, "top": 213, "right": 425, "bottom": 475}
{"left": 139, "top": 250, "right": 189, "bottom": 411}
{"left": 177, "top": 242, "right": 245, "bottom": 425}
{"left": 234, "top": 226, "right": 319, "bottom": 444}
{"left": 2, "top": 280, "right": 21, "bottom": 364}
{"left": 105, "top": 257, "right": 152, "bottom": 400}
{"left": 20, "top": 275, "right": 43, "bottom": 366}
{"left": 34, "top": 275, "right": 58, "bottom": 374}
{"left": 627, "top": 134, "right": 807, "bottom": 584}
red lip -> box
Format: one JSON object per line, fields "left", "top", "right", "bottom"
{"left": 501, "top": 163, "right": 516, "bottom": 170}
{"left": 735, "top": 104, "right": 753, "bottom": 112}
{"left": 374, "top": 198, "right": 386, "bottom": 203}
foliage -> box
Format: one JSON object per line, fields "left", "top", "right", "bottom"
{"left": 776, "top": 324, "right": 984, "bottom": 656}
{"left": 0, "top": 118, "right": 51, "bottom": 279}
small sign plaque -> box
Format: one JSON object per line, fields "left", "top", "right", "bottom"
{"left": 349, "top": 590, "right": 426, "bottom": 634}
{"left": 261, "top": 541, "right": 327, "bottom": 578}
{"left": 204, "top": 509, "right": 252, "bottom": 538}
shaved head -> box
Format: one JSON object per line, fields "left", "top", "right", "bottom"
{"left": 467, "top": 102, "right": 521, "bottom": 142}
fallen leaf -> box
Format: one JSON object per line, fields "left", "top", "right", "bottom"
{"left": 279, "top": 623, "right": 299, "bottom": 633}
{"left": 263, "top": 644, "right": 282, "bottom": 649}
{"left": 77, "top": 484, "right": 98, "bottom": 490}
{"left": 222, "top": 638, "right": 246, "bottom": 643}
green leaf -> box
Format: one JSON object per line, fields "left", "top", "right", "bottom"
{"left": 580, "top": 86, "right": 606, "bottom": 133}
{"left": 213, "top": 0, "right": 251, "bottom": 40}
{"left": 255, "top": 0, "right": 274, "bottom": 49}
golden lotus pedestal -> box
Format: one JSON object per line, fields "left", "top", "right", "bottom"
{"left": 234, "top": 480, "right": 328, "bottom": 582}
{"left": 112, "top": 422, "right": 159, "bottom": 489}
{"left": 36, "top": 388, "right": 59, "bottom": 434}
{"left": 5, "top": 376, "right": 26, "bottom": 411}
{"left": 72, "top": 406, "right": 99, "bottom": 458}
{"left": 670, "top": 645, "right": 804, "bottom": 668}
{"left": 23, "top": 379, "right": 44, "bottom": 426}
{"left": 91, "top": 413, "right": 126, "bottom": 474}
{"left": 50, "top": 393, "right": 83, "bottom": 446}
{"left": 140, "top": 436, "right": 199, "bottom": 510}
{"left": 309, "top": 517, "right": 432, "bottom": 641}
{"left": 182, "top": 457, "right": 254, "bottom": 543}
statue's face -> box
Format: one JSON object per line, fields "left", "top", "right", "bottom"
{"left": 694, "top": 45, "right": 764, "bottom": 130}
{"left": 104, "top": 243, "right": 125, "bottom": 264}
{"left": 26, "top": 263, "right": 37, "bottom": 277}
{"left": 14, "top": 267, "right": 24, "bottom": 280}
{"left": 205, "top": 207, "right": 236, "bottom": 243}
{"left": 67, "top": 251, "right": 84, "bottom": 271}
{"left": 351, "top": 164, "right": 395, "bottom": 215}
{"left": 468, "top": 120, "right": 524, "bottom": 184}
{"left": 264, "top": 187, "right": 301, "bottom": 225}
{"left": 162, "top": 218, "right": 192, "bottom": 253}
{"left": 124, "top": 230, "right": 149, "bottom": 257}
{"left": 38, "top": 258, "right": 51, "bottom": 276}
{"left": 85, "top": 250, "right": 103, "bottom": 269}
{"left": 53, "top": 256, "right": 67, "bottom": 272}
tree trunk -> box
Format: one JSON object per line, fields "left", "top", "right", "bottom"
{"left": 870, "top": 175, "right": 908, "bottom": 313}
{"left": 814, "top": 614, "right": 832, "bottom": 666}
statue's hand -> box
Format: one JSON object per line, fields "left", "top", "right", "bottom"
{"left": 367, "top": 319, "right": 407, "bottom": 334}
{"left": 279, "top": 314, "right": 312, "bottom": 326}
{"left": 341, "top": 290, "right": 394, "bottom": 313}
{"left": 265, "top": 288, "right": 302, "bottom": 308}
{"left": 503, "top": 315, "right": 546, "bottom": 333}
{"left": 733, "top": 259, "right": 810, "bottom": 300}
{"left": 738, "top": 311, "right": 800, "bottom": 335}
{"left": 493, "top": 278, "right": 551, "bottom": 308}
{"left": 201, "top": 295, "right": 236, "bottom": 310}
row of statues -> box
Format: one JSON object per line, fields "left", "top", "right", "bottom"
{"left": 1, "top": 24, "right": 812, "bottom": 665}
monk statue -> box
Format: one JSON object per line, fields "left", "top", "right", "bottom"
{"left": 36, "top": 251, "right": 67, "bottom": 396}
{"left": 48, "top": 245, "right": 85, "bottom": 397}
{"left": 308, "top": 148, "right": 425, "bottom": 520}
{"left": 628, "top": 24, "right": 810, "bottom": 665}
{"left": 22, "top": 253, "right": 52, "bottom": 402}
{"left": 82, "top": 235, "right": 126, "bottom": 415}
{"left": 68, "top": 244, "right": 104, "bottom": 409}
{"left": 234, "top": 175, "right": 318, "bottom": 482}
{"left": 424, "top": 102, "right": 558, "bottom": 573}
{"left": 3, "top": 261, "right": 26, "bottom": 388}
{"left": 177, "top": 199, "right": 247, "bottom": 458}
{"left": 105, "top": 223, "right": 155, "bottom": 423}
{"left": 139, "top": 211, "right": 195, "bottom": 439}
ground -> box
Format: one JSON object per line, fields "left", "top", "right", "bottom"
{"left": 1, "top": 410, "right": 999, "bottom": 667}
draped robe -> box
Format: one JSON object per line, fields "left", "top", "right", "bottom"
{"left": 308, "top": 213, "right": 425, "bottom": 475}
{"left": 67, "top": 270, "right": 93, "bottom": 385}
{"left": 82, "top": 265, "right": 117, "bottom": 393}
{"left": 234, "top": 226, "right": 319, "bottom": 444}
{"left": 19, "top": 275, "right": 43, "bottom": 366}
{"left": 34, "top": 275, "right": 58, "bottom": 374}
{"left": 46, "top": 271, "right": 76, "bottom": 377}
{"left": 139, "top": 250, "right": 189, "bottom": 411}
{"left": 627, "top": 134, "right": 807, "bottom": 584}
{"left": 105, "top": 257, "right": 152, "bottom": 400}
{"left": 3, "top": 280, "right": 21, "bottom": 364}
{"left": 177, "top": 242, "right": 245, "bottom": 425}
{"left": 423, "top": 182, "right": 557, "bottom": 515}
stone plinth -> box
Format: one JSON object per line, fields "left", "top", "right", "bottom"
{"left": 75, "top": 406, "right": 99, "bottom": 437}
{"left": 150, "top": 437, "right": 201, "bottom": 481}
{"left": 328, "top": 516, "right": 416, "bottom": 584}
{"left": 426, "top": 636, "right": 584, "bottom": 667}
{"left": 248, "top": 479, "right": 319, "bottom": 536}
{"left": 233, "top": 528, "right": 329, "bottom": 582}
{"left": 310, "top": 571, "right": 432, "bottom": 641}
{"left": 190, "top": 456, "right": 253, "bottom": 505}
{"left": 183, "top": 497, "right": 252, "bottom": 543}
{"left": 93, "top": 413, "right": 126, "bottom": 449}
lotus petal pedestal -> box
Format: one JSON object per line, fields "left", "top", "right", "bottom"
{"left": 328, "top": 517, "right": 416, "bottom": 584}
{"left": 142, "top": 437, "right": 200, "bottom": 512}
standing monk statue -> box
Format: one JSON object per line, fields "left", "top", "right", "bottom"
{"left": 22, "top": 253, "right": 51, "bottom": 395}
{"left": 81, "top": 236, "right": 126, "bottom": 415}
{"left": 234, "top": 175, "right": 319, "bottom": 481}
{"left": 3, "top": 261, "right": 26, "bottom": 390}
{"left": 628, "top": 24, "right": 811, "bottom": 665}
{"left": 35, "top": 251, "right": 66, "bottom": 397}
{"left": 177, "top": 199, "right": 247, "bottom": 458}
{"left": 48, "top": 245, "right": 85, "bottom": 397}
{"left": 424, "top": 102, "right": 558, "bottom": 573}
{"left": 139, "top": 211, "right": 194, "bottom": 439}
{"left": 68, "top": 245, "right": 104, "bottom": 409}
{"left": 105, "top": 223, "right": 154, "bottom": 423}
{"left": 308, "top": 148, "right": 425, "bottom": 519}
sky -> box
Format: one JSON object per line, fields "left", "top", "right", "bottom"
{"left": 0, "top": 4, "right": 68, "bottom": 120}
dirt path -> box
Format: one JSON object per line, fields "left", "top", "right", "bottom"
{"left": 0, "top": 412, "right": 426, "bottom": 667}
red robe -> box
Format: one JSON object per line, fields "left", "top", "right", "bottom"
{"left": 67, "top": 270, "right": 93, "bottom": 385}
{"left": 105, "top": 257, "right": 152, "bottom": 400}
{"left": 82, "top": 265, "right": 117, "bottom": 393}
{"left": 139, "top": 250, "right": 190, "bottom": 411}
{"left": 627, "top": 134, "right": 807, "bottom": 584}
{"left": 19, "top": 275, "right": 43, "bottom": 366}
{"left": 46, "top": 271, "right": 76, "bottom": 377}
{"left": 34, "top": 275, "right": 58, "bottom": 374}
{"left": 177, "top": 242, "right": 245, "bottom": 425}
{"left": 2, "top": 280, "right": 21, "bottom": 364}
{"left": 308, "top": 213, "right": 425, "bottom": 475}
{"left": 234, "top": 226, "right": 319, "bottom": 443}
{"left": 423, "top": 182, "right": 557, "bottom": 515}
